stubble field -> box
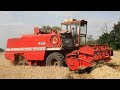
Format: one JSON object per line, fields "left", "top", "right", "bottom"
{"left": 0, "top": 51, "right": 120, "bottom": 79}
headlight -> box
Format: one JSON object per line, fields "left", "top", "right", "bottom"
{"left": 50, "top": 36, "right": 59, "bottom": 45}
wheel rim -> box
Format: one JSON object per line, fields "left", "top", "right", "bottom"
{"left": 51, "top": 59, "right": 59, "bottom": 66}
{"left": 18, "top": 59, "right": 28, "bottom": 65}
{"left": 18, "top": 60, "right": 25, "bottom": 65}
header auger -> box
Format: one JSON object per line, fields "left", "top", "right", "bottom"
{"left": 4, "top": 18, "right": 113, "bottom": 71}
{"left": 66, "top": 45, "right": 113, "bottom": 71}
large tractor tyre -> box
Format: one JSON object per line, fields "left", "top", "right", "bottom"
{"left": 46, "top": 52, "right": 64, "bottom": 67}
{"left": 12, "top": 54, "right": 19, "bottom": 65}
{"left": 13, "top": 55, "right": 28, "bottom": 66}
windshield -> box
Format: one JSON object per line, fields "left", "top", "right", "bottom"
{"left": 81, "top": 24, "right": 87, "bottom": 34}
{"left": 61, "top": 24, "right": 71, "bottom": 32}
{"left": 61, "top": 23, "right": 87, "bottom": 46}
{"left": 80, "top": 24, "right": 87, "bottom": 45}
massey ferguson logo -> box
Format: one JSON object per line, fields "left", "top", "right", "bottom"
{"left": 38, "top": 42, "right": 46, "bottom": 45}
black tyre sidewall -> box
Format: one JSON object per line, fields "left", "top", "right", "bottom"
{"left": 46, "top": 52, "right": 64, "bottom": 67}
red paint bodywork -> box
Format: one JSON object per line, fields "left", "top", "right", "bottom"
{"left": 7, "top": 34, "right": 61, "bottom": 48}
{"left": 66, "top": 45, "right": 113, "bottom": 71}
{"left": 5, "top": 32, "right": 62, "bottom": 61}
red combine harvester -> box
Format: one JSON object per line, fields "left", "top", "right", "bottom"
{"left": 4, "top": 19, "right": 113, "bottom": 71}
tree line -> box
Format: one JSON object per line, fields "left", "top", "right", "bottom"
{"left": 40, "top": 26, "right": 61, "bottom": 33}
{"left": 97, "top": 21, "right": 120, "bottom": 50}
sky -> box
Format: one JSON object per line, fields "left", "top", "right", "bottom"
{"left": 0, "top": 11, "right": 120, "bottom": 49}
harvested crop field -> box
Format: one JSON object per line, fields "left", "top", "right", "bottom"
{"left": 0, "top": 51, "right": 120, "bottom": 79}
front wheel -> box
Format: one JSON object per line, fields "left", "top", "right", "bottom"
{"left": 13, "top": 55, "right": 28, "bottom": 65}
{"left": 46, "top": 52, "right": 64, "bottom": 67}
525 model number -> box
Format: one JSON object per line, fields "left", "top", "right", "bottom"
{"left": 38, "top": 42, "right": 46, "bottom": 45}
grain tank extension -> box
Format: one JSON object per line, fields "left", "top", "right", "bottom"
{"left": 4, "top": 19, "right": 113, "bottom": 71}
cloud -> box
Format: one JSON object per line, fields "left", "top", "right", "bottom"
{"left": 46, "top": 11, "right": 78, "bottom": 16}
{"left": 0, "top": 25, "right": 35, "bottom": 49}
{"left": 0, "top": 11, "right": 22, "bottom": 26}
